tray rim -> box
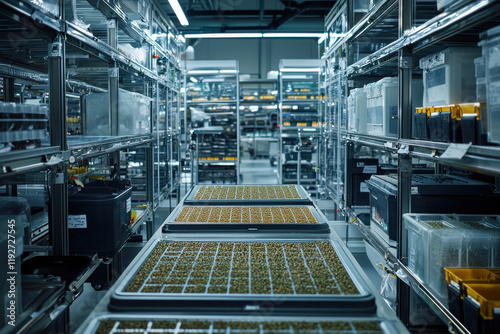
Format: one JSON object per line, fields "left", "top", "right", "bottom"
{"left": 83, "top": 313, "right": 398, "bottom": 334}
{"left": 111, "top": 238, "right": 374, "bottom": 300}
{"left": 183, "top": 184, "right": 312, "bottom": 205}
{"left": 163, "top": 205, "right": 329, "bottom": 233}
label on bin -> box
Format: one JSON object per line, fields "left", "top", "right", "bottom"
{"left": 360, "top": 182, "right": 369, "bottom": 193}
{"left": 68, "top": 215, "right": 87, "bottom": 229}
{"left": 362, "top": 165, "right": 377, "bottom": 174}
{"left": 126, "top": 198, "right": 131, "bottom": 213}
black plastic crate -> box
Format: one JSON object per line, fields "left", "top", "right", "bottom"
{"left": 366, "top": 174, "right": 500, "bottom": 243}
{"left": 68, "top": 179, "right": 133, "bottom": 258}
{"left": 347, "top": 159, "right": 378, "bottom": 206}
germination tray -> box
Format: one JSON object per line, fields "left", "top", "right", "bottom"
{"left": 84, "top": 314, "right": 399, "bottom": 334}
{"left": 162, "top": 205, "right": 330, "bottom": 233}
{"left": 183, "top": 185, "right": 312, "bottom": 206}
{"left": 109, "top": 239, "right": 375, "bottom": 314}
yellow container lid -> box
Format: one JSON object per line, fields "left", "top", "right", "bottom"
{"left": 464, "top": 283, "right": 500, "bottom": 320}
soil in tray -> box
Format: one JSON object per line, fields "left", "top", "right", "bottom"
{"left": 124, "top": 241, "right": 359, "bottom": 296}
{"left": 192, "top": 185, "right": 302, "bottom": 201}
{"left": 173, "top": 206, "right": 318, "bottom": 224}
{"left": 95, "top": 319, "right": 384, "bottom": 333}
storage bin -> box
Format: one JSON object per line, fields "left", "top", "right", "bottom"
{"left": 405, "top": 214, "right": 470, "bottom": 299}
{"left": 347, "top": 88, "right": 367, "bottom": 134}
{"left": 452, "top": 103, "right": 487, "bottom": 145}
{"left": 414, "top": 107, "right": 431, "bottom": 139}
{"left": 445, "top": 268, "right": 500, "bottom": 322}
{"left": 475, "top": 57, "right": 486, "bottom": 78}
{"left": 364, "top": 77, "right": 398, "bottom": 137}
{"left": 463, "top": 283, "right": 500, "bottom": 334}
{"left": 428, "top": 104, "right": 455, "bottom": 142}
{"left": 479, "top": 26, "right": 500, "bottom": 144}
{"left": 367, "top": 174, "right": 499, "bottom": 246}
{"left": 85, "top": 89, "right": 151, "bottom": 136}
{"left": 346, "top": 158, "right": 379, "bottom": 207}
{"left": 420, "top": 48, "right": 480, "bottom": 107}
{"left": 68, "top": 179, "right": 133, "bottom": 258}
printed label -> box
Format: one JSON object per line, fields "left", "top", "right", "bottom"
{"left": 68, "top": 215, "right": 87, "bottom": 229}
{"left": 411, "top": 187, "right": 419, "bottom": 195}
{"left": 362, "top": 165, "right": 377, "bottom": 174}
{"left": 126, "top": 198, "right": 132, "bottom": 213}
{"left": 360, "top": 182, "right": 369, "bottom": 193}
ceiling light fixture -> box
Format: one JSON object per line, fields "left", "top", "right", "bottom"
{"left": 281, "top": 68, "right": 321, "bottom": 72}
{"left": 185, "top": 33, "right": 262, "bottom": 39}
{"left": 184, "top": 33, "right": 324, "bottom": 39}
{"left": 262, "top": 33, "right": 323, "bottom": 38}
{"left": 168, "top": 0, "right": 189, "bottom": 26}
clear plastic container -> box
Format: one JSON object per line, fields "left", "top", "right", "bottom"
{"left": 479, "top": 25, "right": 500, "bottom": 144}
{"left": 347, "top": 88, "right": 367, "bottom": 134}
{"left": 404, "top": 213, "right": 468, "bottom": 299}
{"left": 475, "top": 57, "right": 486, "bottom": 78}
{"left": 420, "top": 48, "right": 480, "bottom": 107}
{"left": 364, "top": 77, "right": 399, "bottom": 137}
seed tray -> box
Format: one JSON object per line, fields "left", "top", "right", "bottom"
{"left": 109, "top": 240, "right": 375, "bottom": 314}
{"left": 184, "top": 185, "right": 312, "bottom": 206}
{"left": 84, "top": 314, "right": 398, "bottom": 334}
{"left": 162, "top": 205, "right": 329, "bottom": 233}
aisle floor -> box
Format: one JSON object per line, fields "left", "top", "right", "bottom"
{"left": 69, "top": 157, "right": 383, "bottom": 332}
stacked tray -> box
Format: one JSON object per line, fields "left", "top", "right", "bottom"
{"left": 109, "top": 239, "right": 376, "bottom": 315}
{"left": 184, "top": 185, "right": 312, "bottom": 206}
{"left": 84, "top": 314, "right": 398, "bottom": 334}
{"left": 162, "top": 205, "right": 330, "bottom": 233}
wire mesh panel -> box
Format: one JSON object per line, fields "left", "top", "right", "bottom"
{"left": 85, "top": 314, "right": 399, "bottom": 334}
{"left": 184, "top": 185, "right": 312, "bottom": 205}
{"left": 162, "top": 206, "right": 329, "bottom": 233}
{"left": 110, "top": 240, "right": 375, "bottom": 314}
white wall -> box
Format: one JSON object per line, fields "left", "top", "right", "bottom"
{"left": 191, "top": 38, "right": 319, "bottom": 77}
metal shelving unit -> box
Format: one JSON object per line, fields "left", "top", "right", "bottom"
{"left": 323, "top": 0, "right": 500, "bottom": 332}
{"left": 185, "top": 60, "right": 240, "bottom": 185}
{"left": 0, "top": 0, "right": 184, "bottom": 332}
{"left": 279, "top": 59, "right": 323, "bottom": 193}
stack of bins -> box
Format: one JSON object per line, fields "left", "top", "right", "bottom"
{"left": 93, "top": 185, "right": 404, "bottom": 334}
{"left": 405, "top": 213, "right": 500, "bottom": 300}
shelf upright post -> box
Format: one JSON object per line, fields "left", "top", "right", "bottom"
{"left": 236, "top": 69, "right": 240, "bottom": 184}
{"left": 3, "top": 77, "right": 15, "bottom": 102}
{"left": 48, "top": 33, "right": 68, "bottom": 257}
{"left": 397, "top": 0, "right": 413, "bottom": 326}
{"left": 108, "top": 19, "right": 120, "bottom": 178}
{"left": 278, "top": 70, "right": 283, "bottom": 184}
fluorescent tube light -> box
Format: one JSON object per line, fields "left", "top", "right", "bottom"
{"left": 168, "top": 0, "right": 189, "bottom": 26}
{"left": 281, "top": 68, "right": 321, "bottom": 72}
{"left": 185, "top": 33, "right": 262, "bottom": 38}
{"left": 318, "top": 34, "right": 326, "bottom": 44}
{"left": 262, "top": 33, "right": 323, "bottom": 38}
{"left": 189, "top": 77, "right": 198, "bottom": 82}
{"left": 188, "top": 70, "right": 219, "bottom": 74}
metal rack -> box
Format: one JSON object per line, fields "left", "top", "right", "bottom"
{"left": 322, "top": 0, "right": 500, "bottom": 332}
{"left": 279, "top": 59, "right": 323, "bottom": 193}
{"left": 0, "top": 0, "right": 184, "bottom": 332}
{"left": 184, "top": 60, "right": 240, "bottom": 185}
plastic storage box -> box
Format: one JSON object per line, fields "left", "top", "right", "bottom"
{"left": 68, "top": 179, "right": 133, "bottom": 258}
{"left": 365, "top": 77, "right": 399, "bottom": 137}
{"left": 347, "top": 88, "right": 367, "bottom": 134}
{"left": 346, "top": 158, "right": 379, "bottom": 207}
{"left": 420, "top": 48, "right": 480, "bottom": 107}
{"left": 463, "top": 283, "right": 500, "bottom": 334}
{"left": 85, "top": 89, "right": 151, "bottom": 136}
{"left": 445, "top": 268, "right": 500, "bottom": 322}
{"left": 479, "top": 26, "right": 500, "bottom": 144}
{"left": 366, "top": 174, "right": 499, "bottom": 246}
